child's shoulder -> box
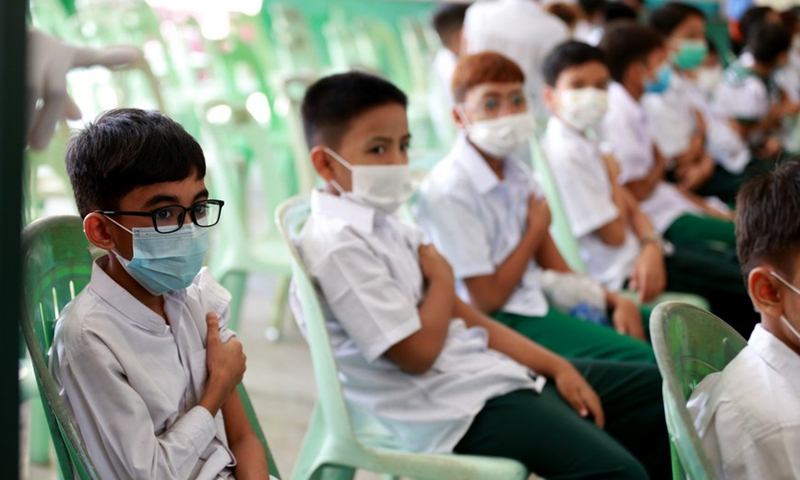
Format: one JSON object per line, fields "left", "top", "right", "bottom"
{"left": 52, "top": 286, "right": 113, "bottom": 358}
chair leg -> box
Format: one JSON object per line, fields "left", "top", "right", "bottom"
{"left": 29, "top": 395, "right": 52, "bottom": 464}
{"left": 221, "top": 271, "right": 248, "bottom": 332}
{"left": 266, "top": 276, "right": 291, "bottom": 342}
{"left": 319, "top": 465, "right": 356, "bottom": 480}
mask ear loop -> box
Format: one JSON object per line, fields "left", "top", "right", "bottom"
{"left": 769, "top": 271, "right": 800, "bottom": 341}
{"left": 103, "top": 214, "right": 134, "bottom": 235}
{"left": 455, "top": 105, "right": 473, "bottom": 128}
{"left": 323, "top": 147, "right": 353, "bottom": 195}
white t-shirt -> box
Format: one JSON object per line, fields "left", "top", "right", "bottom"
{"left": 543, "top": 116, "right": 640, "bottom": 291}
{"left": 50, "top": 262, "right": 237, "bottom": 480}
{"left": 603, "top": 82, "right": 703, "bottom": 234}
{"left": 416, "top": 134, "right": 550, "bottom": 318}
{"left": 687, "top": 324, "right": 800, "bottom": 480}
{"left": 291, "top": 189, "right": 542, "bottom": 454}
{"left": 463, "top": 0, "right": 569, "bottom": 113}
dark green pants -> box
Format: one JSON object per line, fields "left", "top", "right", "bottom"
{"left": 667, "top": 164, "right": 742, "bottom": 206}
{"left": 454, "top": 360, "right": 671, "bottom": 480}
{"left": 663, "top": 214, "right": 758, "bottom": 337}
{"left": 493, "top": 309, "right": 656, "bottom": 364}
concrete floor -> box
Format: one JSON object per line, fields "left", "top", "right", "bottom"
{"left": 24, "top": 272, "right": 390, "bottom": 480}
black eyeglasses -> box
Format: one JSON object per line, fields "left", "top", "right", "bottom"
{"left": 96, "top": 199, "right": 225, "bottom": 234}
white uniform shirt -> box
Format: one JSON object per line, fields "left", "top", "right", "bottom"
{"left": 642, "top": 74, "right": 701, "bottom": 164}
{"left": 713, "top": 57, "right": 772, "bottom": 122}
{"left": 415, "top": 134, "right": 549, "bottom": 318}
{"left": 543, "top": 116, "right": 640, "bottom": 291}
{"left": 603, "top": 82, "right": 703, "bottom": 234}
{"left": 50, "top": 261, "right": 237, "bottom": 480}
{"left": 463, "top": 0, "right": 569, "bottom": 113}
{"left": 291, "top": 190, "right": 541, "bottom": 454}
{"left": 687, "top": 324, "right": 800, "bottom": 480}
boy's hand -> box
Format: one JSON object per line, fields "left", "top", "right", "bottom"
{"left": 554, "top": 362, "right": 605, "bottom": 428}
{"left": 610, "top": 295, "right": 646, "bottom": 341}
{"left": 526, "top": 195, "right": 551, "bottom": 235}
{"left": 629, "top": 243, "right": 666, "bottom": 304}
{"left": 601, "top": 153, "right": 620, "bottom": 183}
{"left": 199, "top": 312, "right": 247, "bottom": 416}
{"left": 419, "top": 244, "right": 454, "bottom": 285}
{"left": 677, "top": 154, "right": 714, "bottom": 192}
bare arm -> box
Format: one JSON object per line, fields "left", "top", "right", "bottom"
{"left": 596, "top": 154, "right": 629, "bottom": 247}
{"left": 464, "top": 196, "right": 551, "bottom": 314}
{"left": 534, "top": 232, "right": 571, "bottom": 273}
{"left": 385, "top": 245, "right": 455, "bottom": 374}
{"left": 624, "top": 144, "right": 667, "bottom": 202}
{"left": 222, "top": 389, "right": 269, "bottom": 480}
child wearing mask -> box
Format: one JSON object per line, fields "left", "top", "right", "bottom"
{"left": 541, "top": 40, "right": 758, "bottom": 339}
{"left": 687, "top": 158, "right": 800, "bottom": 480}
{"left": 49, "top": 109, "right": 271, "bottom": 479}
{"left": 292, "top": 70, "right": 670, "bottom": 479}
{"left": 600, "top": 23, "right": 759, "bottom": 336}
{"left": 416, "top": 51, "right": 657, "bottom": 363}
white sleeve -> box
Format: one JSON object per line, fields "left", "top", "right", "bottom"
{"left": 310, "top": 242, "right": 422, "bottom": 363}
{"left": 713, "top": 78, "right": 768, "bottom": 121}
{"left": 602, "top": 109, "right": 652, "bottom": 184}
{"left": 58, "top": 340, "right": 218, "bottom": 479}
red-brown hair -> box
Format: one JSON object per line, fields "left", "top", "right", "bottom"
{"left": 451, "top": 52, "right": 526, "bottom": 103}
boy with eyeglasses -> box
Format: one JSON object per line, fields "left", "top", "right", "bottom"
{"left": 49, "top": 108, "right": 271, "bottom": 479}
{"left": 687, "top": 158, "right": 800, "bottom": 480}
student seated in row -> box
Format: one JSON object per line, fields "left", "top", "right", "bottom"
{"left": 687, "top": 158, "right": 800, "bottom": 480}
{"left": 541, "top": 40, "right": 758, "bottom": 340}
{"left": 416, "top": 51, "right": 655, "bottom": 363}
{"left": 293, "top": 70, "right": 670, "bottom": 479}
{"left": 599, "top": 22, "right": 759, "bottom": 336}
{"left": 644, "top": 2, "right": 746, "bottom": 205}
{"left": 714, "top": 19, "right": 800, "bottom": 157}
{"left": 50, "top": 109, "right": 271, "bottom": 480}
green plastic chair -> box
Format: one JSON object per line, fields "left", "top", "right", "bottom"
{"left": 21, "top": 215, "right": 281, "bottom": 479}
{"left": 528, "top": 138, "right": 711, "bottom": 311}
{"left": 275, "top": 195, "right": 531, "bottom": 480}
{"left": 649, "top": 302, "right": 746, "bottom": 480}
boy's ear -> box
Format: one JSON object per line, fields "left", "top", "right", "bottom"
{"left": 542, "top": 85, "right": 557, "bottom": 113}
{"left": 310, "top": 146, "right": 335, "bottom": 183}
{"left": 452, "top": 106, "right": 467, "bottom": 130}
{"left": 83, "top": 213, "right": 118, "bottom": 251}
{"left": 748, "top": 266, "right": 784, "bottom": 318}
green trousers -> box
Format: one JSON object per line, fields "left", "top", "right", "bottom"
{"left": 667, "top": 164, "right": 742, "bottom": 206}
{"left": 454, "top": 359, "right": 671, "bottom": 480}
{"left": 492, "top": 308, "right": 656, "bottom": 364}
{"left": 663, "top": 213, "right": 759, "bottom": 337}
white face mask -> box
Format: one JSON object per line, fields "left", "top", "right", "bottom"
{"left": 557, "top": 87, "right": 608, "bottom": 132}
{"left": 325, "top": 147, "right": 414, "bottom": 214}
{"left": 459, "top": 110, "right": 536, "bottom": 158}
{"left": 695, "top": 65, "right": 722, "bottom": 97}
{"left": 770, "top": 271, "right": 800, "bottom": 343}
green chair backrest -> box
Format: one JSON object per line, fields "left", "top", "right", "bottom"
{"left": 275, "top": 196, "right": 362, "bottom": 445}
{"left": 528, "top": 138, "right": 586, "bottom": 272}
{"left": 22, "top": 215, "right": 281, "bottom": 479}
{"left": 650, "top": 302, "right": 747, "bottom": 480}
{"left": 21, "top": 215, "right": 100, "bottom": 479}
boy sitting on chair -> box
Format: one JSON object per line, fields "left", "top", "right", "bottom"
{"left": 415, "top": 51, "right": 655, "bottom": 363}
{"left": 50, "top": 109, "right": 270, "bottom": 479}
{"left": 687, "top": 158, "right": 800, "bottom": 480}
{"left": 292, "top": 71, "right": 670, "bottom": 478}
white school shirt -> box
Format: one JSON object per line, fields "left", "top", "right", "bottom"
{"left": 291, "top": 189, "right": 541, "bottom": 454}
{"left": 415, "top": 134, "right": 549, "bottom": 318}
{"left": 687, "top": 324, "right": 800, "bottom": 480}
{"left": 713, "top": 57, "right": 772, "bottom": 122}
{"left": 50, "top": 260, "right": 237, "bottom": 480}
{"left": 642, "top": 73, "right": 701, "bottom": 164}
{"left": 463, "top": 0, "right": 569, "bottom": 113}
{"left": 543, "top": 116, "right": 640, "bottom": 291}
{"left": 603, "top": 82, "right": 703, "bottom": 234}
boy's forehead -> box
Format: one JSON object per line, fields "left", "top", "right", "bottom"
{"left": 466, "top": 82, "right": 525, "bottom": 99}
{"left": 120, "top": 174, "right": 207, "bottom": 209}
{"left": 344, "top": 103, "right": 409, "bottom": 138}
{"left": 558, "top": 61, "right": 609, "bottom": 83}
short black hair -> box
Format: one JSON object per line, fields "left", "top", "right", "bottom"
{"left": 579, "top": 0, "right": 606, "bottom": 17}
{"left": 301, "top": 71, "right": 408, "bottom": 150}
{"left": 599, "top": 22, "right": 665, "bottom": 82}
{"left": 66, "top": 108, "right": 205, "bottom": 218}
{"left": 604, "top": 3, "right": 637, "bottom": 23}
{"left": 748, "top": 21, "right": 791, "bottom": 65}
{"left": 740, "top": 6, "right": 775, "bottom": 43}
{"left": 648, "top": 2, "right": 705, "bottom": 36}
{"left": 543, "top": 41, "right": 607, "bottom": 86}
{"left": 736, "top": 159, "right": 800, "bottom": 278}
{"left": 705, "top": 35, "right": 718, "bottom": 56}
{"left": 432, "top": 4, "right": 469, "bottom": 45}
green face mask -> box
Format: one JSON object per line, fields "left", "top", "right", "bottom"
{"left": 672, "top": 39, "right": 708, "bottom": 71}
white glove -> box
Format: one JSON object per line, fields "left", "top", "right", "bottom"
{"left": 540, "top": 270, "right": 606, "bottom": 313}
{"left": 26, "top": 28, "right": 141, "bottom": 150}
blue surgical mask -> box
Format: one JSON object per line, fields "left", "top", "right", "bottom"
{"left": 107, "top": 217, "right": 210, "bottom": 295}
{"left": 644, "top": 63, "right": 672, "bottom": 94}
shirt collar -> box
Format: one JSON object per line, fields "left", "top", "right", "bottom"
{"left": 748, "top": 323, "right": 800, "bottom": 393}
{"left": 88, "top": 257, "right": 178, "bottom": 333}
{"left": 453, "top": 134, "right": 529, "bottom": 195}
{"left": 609, "top": 82, "right": 645, "bottom": 118}
{"left": 311, "top": 188, "right": 376, "bottom": 234}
